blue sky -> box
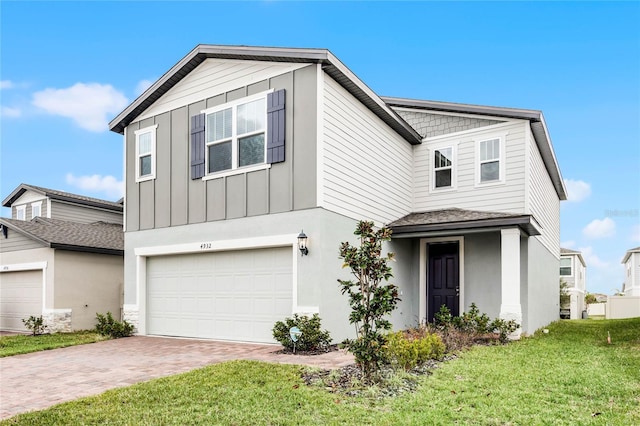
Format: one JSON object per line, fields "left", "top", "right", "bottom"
{"left": 1, "top": 1, "right": 638, "bottom": 295}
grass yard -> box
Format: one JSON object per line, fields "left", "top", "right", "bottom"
{"left": 0, "top": 331, "right": 107, "bottom": 357}
{"left": 2, "top": 318, "right": 639, "bottom": 425}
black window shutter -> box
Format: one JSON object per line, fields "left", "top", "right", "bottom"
{"left": 267, "top": 89, "right": 286, "bottom": 164}
{"left": 190, "top": 113, "right": 206, "bottom": 179}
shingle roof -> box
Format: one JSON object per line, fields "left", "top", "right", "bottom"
{"left": 388, "top": 208, "right": 541, "bottom": 236}
{"left": 560, "top": 248, "right": 581, "bottom": 254}
{"left": 0, "top": 217, "right": 123, "bottom": 255}
{"left": 2, "top": 183, "right": 123, "bottom": 211}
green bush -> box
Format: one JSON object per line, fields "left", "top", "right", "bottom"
{"left": 272, "top": 314, "right": 332, "bottom": 352}
{"left": 383, "top": 329, "right": 445, "bottom": 371}
{"left": 489, "top": 318, "right": 519, "bottom": 343}
{"left": 22, "top": 315, "right": 47, "bottom": 336}
{"left": 95, "top": 312, "right": 134, "bottom": 338}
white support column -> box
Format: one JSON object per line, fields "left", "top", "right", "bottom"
{"left": 500, "top": 228, "right": 522, "bottom": 339}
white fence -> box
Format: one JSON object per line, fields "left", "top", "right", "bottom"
{"left": 587, "top": 297, "right": 640, "bottom": 319}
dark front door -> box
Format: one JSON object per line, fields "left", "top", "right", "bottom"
{"left": 428, "top": 242, "right": 460, "bottom": 322}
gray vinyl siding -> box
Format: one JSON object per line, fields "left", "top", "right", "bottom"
{"left": 527, "top": 128, "right": 560, "bottom": 257}
{"left": 413, "top": 121, "right": 527, "bottom": 213}
{"left": 321, "top": 74, "right": 413, "bottom": 225}
{"left": 50, "top": 201, "right": 123, "bottom": 225}
{"left": 124, "top": 64, "right": 318, "bottom": 232}
{"left": 395, "top": 110, "right": 504, "bottom": 138}
{"left": 12, "top": 199, "right": 47, "bottom": 220}
{"left": 0, "top": 230, "right": 47, "bottom": 253}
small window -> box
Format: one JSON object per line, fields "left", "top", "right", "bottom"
{"left": 560, "top": 258, "right": 572, "bottom": 276}
{"left": 31, "top": 202, "right": 42, "bottom": 219}
{"left": 16, "top": 205, "right": 26, "bottom": 221}
{"left": 433, "top": 147, "right": 454, "bottom": 189}
{"left": 478, "top": 138, "right": 503, "bottom": 183}
{"left": 135, "top": 125, "right": 158, "bottom": 182}
{"left": 204, "top": 95, "right": 267, "bottom": 175}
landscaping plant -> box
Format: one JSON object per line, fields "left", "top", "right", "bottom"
{"left": 22, "top": 315, "right": 47, "bottom": 336}
{"left": 383, "top": 329, "right": 445, "bottom": 371}
{"left": 338, "top": 220, "right": 400, "bottom": 382}
{"left": 272, "top": 314, "right": 332, "bottom": 352}
{"left": 95, "top": 312, "right": 134, "bottom": 338}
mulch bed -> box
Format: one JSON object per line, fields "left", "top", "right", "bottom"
{"left": 273, "top": 344, "right": 339, "bottom": 356}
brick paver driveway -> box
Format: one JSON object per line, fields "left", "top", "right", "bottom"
{"left": 0, "top": 336, "right": 354, "bottom": 420}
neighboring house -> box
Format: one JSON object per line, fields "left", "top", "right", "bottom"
{"left": 108, "top": 45, "right": 566, "bottom": 344}
{"left": 621, "top": 247, "right": 640, "bottom": 296}
{"left": 0, "top": 185, "right": 124, "bottom": 332}
{"left": 560, "top": 248, "right": 587, "bottom": 319}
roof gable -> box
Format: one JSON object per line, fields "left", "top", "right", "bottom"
{"left": 109, "top": 44, "right": 421, "bottom": 144}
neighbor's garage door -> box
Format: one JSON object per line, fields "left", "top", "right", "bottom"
{"left": 0, "top": 270, "right": 43, "bottom": 331}
{"left": 147, "top": 247, "right": 292, "bottom": 343}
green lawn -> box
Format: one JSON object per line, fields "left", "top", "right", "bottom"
{"left": 0, "top": 331, "right": 107, "bottom": 357}
{"left": 2, "top": 319, "right": 639, "bottom": 425}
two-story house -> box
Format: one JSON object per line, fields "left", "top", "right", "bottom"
{"left": 109, "top": 45, "right": 566, "bottom": 343}
{"left": 622, "top": 247, "right": 640, "bottom": 296}
{"left": 560, "top": 248, "right": 587, "bottom": 319}
{"left": 0, "top": 184, "right": 124, "bottom": 332}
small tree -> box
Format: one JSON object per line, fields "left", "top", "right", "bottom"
{"left": 338, "top": 221, "right": 400, "bottom": 382}
{"left": 585, "top": 293, "right": 598, "bottom": 305}
{"left": 559, "top": 279, "right": 571, "bottom": 309}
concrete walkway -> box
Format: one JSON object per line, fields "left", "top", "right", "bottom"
{"left": 0, "top": 336, "right": 354, "bottom": 420}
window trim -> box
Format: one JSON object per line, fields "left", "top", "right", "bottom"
{"left": 560, "top": 257, "right": 573, "bottom": 277}
{"left": 429, "top": 144, "right": 457, "bottom": 192}
{"left": 135, "top": 124, "right": 158, "bottom": 183}
{"left": 475, "top": 135, "right": 506, "bottom": 186}
{"left": 202, "top": 89, "right": 273, "bottom": 177}
{"left": 31, "top": 201, "right": 42, "bottom": 219}
{"left": 16, "top": 205, "right": 26, "bottom": 221}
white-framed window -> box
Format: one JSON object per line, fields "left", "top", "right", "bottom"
{"left": 476, "top": 137, "right": 504, "bottom": 184}
{"left": 31, "top": 201, "right": 42, "bottom": 219}
{"left": 203, "top": 91, "right": 269, "bottom": 175}
{"left": 135, "top": 124, "right": 158, "bottom": 182}
{"left": 431, "top": 145, "right": 456, "bottom": 191}
{"left": 16, "top": 205, "right": 26, "bottom": 221}
{"left": 560, "top": 258, "right": 572, "bottom": 276}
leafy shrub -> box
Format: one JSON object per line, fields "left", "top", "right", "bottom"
{"left": 383, "top": 329, "right": 445, "bottom": 371}
{"left": 95, "top": 312, "right": 134, "bottom": 338}
{"left": 272, "top": 314, "right": 332, "bottom": 352}
{"left": 489, "top": 318, "right": 519, "bottom": 343}
{"left": 22, "top": 315, "right": 47, "bottom": 336}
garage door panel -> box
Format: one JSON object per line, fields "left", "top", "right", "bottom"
{"left": 1, "top": 270, "right": 43, "bottom": 331}
{"left": 147, "top": 247, "right": 293, "bottom": 343}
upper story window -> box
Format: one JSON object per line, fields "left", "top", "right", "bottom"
{"left": 431, "top": 146, "right": 455, "bottom": 190}
{"left": 477, "top": 137, "right": 504, "bottom": 184}
{"left": 16, "top": 205, "right": 26, "bottom": 221}
{"left": 204, "top": 94, "right": 267, "bottom": 174}
{"left": 560, "top": 258, "right": 572, "bottom": 276}
{"left": 135, "top": 125, "right": 158, "bottom": 182}
{"left": 31, "top": 201, "right": 42, "bottom": 219}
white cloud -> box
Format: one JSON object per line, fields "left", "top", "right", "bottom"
{"left": 32, "top": 83, "right": 128, "bottom": 132}
{"left": 66, "top": 173, "right": 124, "bottom": 199}
{"left": 561, "top": 240, "right": 576, "bottom": 249}
{"left": 564, "top": 179, "right": 591, "bottom": 202}
{"left": 0, "top": 106, "right": 21, "bottom": 117}
{"left": 631, "top": 224, "right": 640, "bottom": 243}
{"left": 135, "top": 79, "right": 154, "bottom": 96}
{"left": 578, "top": 246, "right": 610, "bottom": 269}
{"left": 582, "top": 217, "right": 616, "bottom": 239}
{"left": 0, "top": 80, "right": 14, "bottom": 90}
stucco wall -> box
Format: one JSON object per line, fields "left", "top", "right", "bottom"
{"left": 526, "top": 237, "right": 559, "bottom": 333}
{"left": 54, "top": 251, "right": 123, "bottom": 330}
{"left": 463, "top": 232, "right": 502, "bottom": 320}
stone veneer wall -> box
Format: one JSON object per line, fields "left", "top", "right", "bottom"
{"left": 396, "top": 110, "right": 503, "bottom": 138}
{"left": 122, "top": 305, "right": 139, "bottom": 333}
{"left": 42, "top": 309, "right": 72, "bottom": 333}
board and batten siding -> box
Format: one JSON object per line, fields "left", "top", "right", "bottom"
{"left": 125, "top": 64, "right": 318, "bottom": 232}
{"left": 0, "top": 230, "right": 46, "bottom": 253}
{"left": 413, "top": 121, "right": 527, "bottom": 213}
{"left": 50, "top": 201, "right": 123, "bottom": 225}
{"left": 527, "top": 128, "right": 560, "bottom": 258}
{"left": 321, "top": 74, "right": 413, "bottom": 225}
{"left": 136, "top": 59, "right": 309, "bottom": 122}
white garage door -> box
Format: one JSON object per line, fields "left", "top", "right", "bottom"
{"left": 0, "top": 270, "right": 43, "bottom": 331}
{"left": 147, "top": 247, "right": 293, "bottom": 343}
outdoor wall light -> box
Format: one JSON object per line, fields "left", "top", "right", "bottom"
{"left": 297, "top": 230, "right": 309, "bottom": 256}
